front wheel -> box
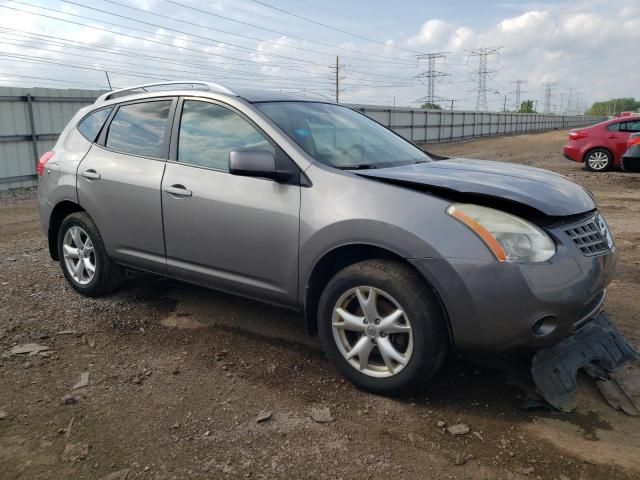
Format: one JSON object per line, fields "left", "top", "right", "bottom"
{"left": 585, "top": 148, "right": 613, "bottom": 172}
{"left": 57, "top": 212, "right": 125, "bottom": 297}
{"left": 317, "top": 259, "right": 447, "bottom": 395}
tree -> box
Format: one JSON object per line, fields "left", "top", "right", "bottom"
{"left": 518, "top": 100, "right": 535, "bottom": 113}
{"left": 586, "top": 98, "right": 640, "bottom": 116}
{"left": 420, "top": 102, "right": 442, "bottom": 110}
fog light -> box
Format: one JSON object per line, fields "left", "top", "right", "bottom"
{"left": 531, "top": 315, "right": 558, "bottom": 338}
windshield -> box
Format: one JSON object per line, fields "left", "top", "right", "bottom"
{"left": 255, "top": 102, "right": 430, "bottom": 169}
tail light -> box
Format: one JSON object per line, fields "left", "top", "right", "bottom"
{"left": 628, "top": 134, "right": 640, "bottom": 148}
{"left": 569, "top": 130, "right": 588, "bottom": 140}
{"left": 37, "top": 151, "right": 55, "bottom": 177}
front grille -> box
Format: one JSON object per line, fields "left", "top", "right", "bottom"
{"left": 565, "top": 216, "right": 611, "bottom": 256}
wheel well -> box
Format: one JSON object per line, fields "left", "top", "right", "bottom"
{"left": 583, "top": 146, "right": 613, "bottom": 163}
{"left": 47, "top": 201, "right": 84, "bottom": 260}
{"left": 303, "top": 244, "right": 447, "bottom": 336}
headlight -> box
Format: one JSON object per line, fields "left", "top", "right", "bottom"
{"left": 446, "top": 203, "right": 556, "bottom": 262}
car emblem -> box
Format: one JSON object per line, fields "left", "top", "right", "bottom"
{"left": 595, "top": 214, "right": 613, "bottom": 249}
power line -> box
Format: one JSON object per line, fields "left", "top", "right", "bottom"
{"left": 158, "top": 0, "right": 417, "bottom": 65}
{"left": 245, "top": 0, "right": 425, "bottom": 55}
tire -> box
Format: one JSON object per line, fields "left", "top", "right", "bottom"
{"left": 57, "top": 211, "right": 125, "bottom": 297}
{"left": 584, "top": 148, "right": 613, "bottom": 172}
{"left": 317, "top": 259, "right": 447, "bottom": 395}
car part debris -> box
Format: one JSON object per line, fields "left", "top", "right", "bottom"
{"left": 531, "top": 313, "right": 638, "bottom": 412}
{"left": 583, "top": 364, "right": 639, "bottom": 416}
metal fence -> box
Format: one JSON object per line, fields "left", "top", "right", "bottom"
{"left": 0, "top": 86, "right": 605, "bottom": 191}
{"left": 0, "top": 87, "right": 103, "bottom": 190}
{"left": 349, "top": 104, "right": 605, "bottom": 144}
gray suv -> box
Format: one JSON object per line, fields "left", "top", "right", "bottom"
{"left": 37, "top": 81, "right": 635, "bottom": 404}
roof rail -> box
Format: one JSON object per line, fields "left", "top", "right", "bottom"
{"left": 95, "top": 81, "right": 237, "bottom": 103}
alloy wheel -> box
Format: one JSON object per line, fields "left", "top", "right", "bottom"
{"left": 332, "top": 286, "right": 413, "bottom": 378}
{"left": 587, "top": 151, "right": 610, "bottom": 170}
{"left": 62, "top": 226, "right": 96, "bottom": 285}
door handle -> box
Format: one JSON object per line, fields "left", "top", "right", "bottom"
{"left": 164, "top": 185, "right": 192, "bottom": 197}
{"left": 607, "top": 135, "right": 618, "bottom": 139}
{"left": 81, "top": 169, "right": 101, "bottom": 180}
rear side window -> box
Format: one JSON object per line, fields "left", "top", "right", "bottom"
{"left": 607, "top": 123, "right": 619, "bottom": 132}
{"left": 177, "top": 100, "right": 274, "bottom": 171}
{"left": 77, "top": 107, "right": 113, "bottom": 142}
{"left": 620, "top": 121, "right": 640, "bottom": 133}
{"left": 106, "top": 100, "right": 172, "bottom": 158}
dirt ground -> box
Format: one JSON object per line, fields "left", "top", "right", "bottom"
{"left": 1, "top": 129, "right": 639, "bottom": 480}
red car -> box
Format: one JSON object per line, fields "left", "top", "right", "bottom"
{"left": 563, "top": 116, "right": 640, "bottom": 171}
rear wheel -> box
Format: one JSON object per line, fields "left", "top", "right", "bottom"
{"left": 317, "top": 259, "right": 447, "bottom": 395}
{"left": 585, "top": 148, "right": 613, "bottom": 172}
{"left": 57, "top": 212, "right": 124, "bottom": 297}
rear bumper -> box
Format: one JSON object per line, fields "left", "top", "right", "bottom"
{"left": 622, "top": 145, "right": 640, "bottom": 171}
{"left": 563, "top": 145, "right": 583, "bottom": 163}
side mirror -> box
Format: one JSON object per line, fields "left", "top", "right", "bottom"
{"left": 229, "top": 150, "right": 277, "bottom": 179}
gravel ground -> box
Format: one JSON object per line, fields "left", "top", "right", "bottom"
{"left": 1, "top": 129, "right": 639, "bottom": 479}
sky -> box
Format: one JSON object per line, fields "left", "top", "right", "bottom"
{"left": 0, "top": 0, "right": 637, "bottom": 111}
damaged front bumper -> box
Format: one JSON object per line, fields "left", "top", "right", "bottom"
{"left": 531, "top": 313, "right": 638, "bottom": 412}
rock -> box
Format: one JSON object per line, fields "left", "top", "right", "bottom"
{"left": 10, "top": 343, "right": 49, "bottom": 355}
{"left": 172, "top": 365, "right": 180, "bottom": 375}
{"left": 256, "top": 411, "right": 272, "bottom": 423}
{"left": 60, "top": 394, "right": 79, "bottom": 405}
{"left": 310, "top": 407, "right": 334, "bottom": 423}
{"left": 171, "top": 422, "right": 180, "bottom": 429}
{"left": 521, "top": 466, "right": 535, "bottom": 475}
{"left": 61, "top": 442, "right": 89, "bottom": 462}
{"left": 57, "top": 330, "right": 77, "bottom": 336}
{"left": 437, "top": 420, "right": 446, "bottom": 428}
{"left": 73, "top": 372, "right": 90, "bottom": 390}
{"left": 447, "top": 424, "right": 470, "bottom": 436}
{"left": 97, "top": 469, "right": 131, "bottom": 480}
{"left": 472, "top": 431, "right": 484, "bottom": 441}
{"left": 0, "top": 410, "right": 7, "bottom": 420}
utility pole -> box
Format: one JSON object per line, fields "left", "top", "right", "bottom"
{"left": 449, "top": 99, "right": 457, "bottom": 111}
{"left": 512, "top": 80, "right": 527, "bottom": 111}
{"left": 105, "top": 71, "right": 112, "bottom": 90}
{"left": 467, "top": 47, "right": 501, "bottom": 111}
{"left": 335, "top": 56, "right": 339, "bottom": 103}
{"left": 542, "top": 82, "right": 553, "bottom": 114}
{"left": 503, "top": 94, "right": 508, "bottom": 112}
{"left": 413, "top": 51, "right": 450, "bottom": 106}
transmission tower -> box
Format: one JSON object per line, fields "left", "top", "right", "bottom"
{"left": 512, "top": 80, "right": 527, "bottom": 111}
{"left": 566, "top": 88, "right": 575, "bottom": 115}
{"left": 467, "top": 47, "right": 501, "bottom": 111}
{"left": 542, "top": 82, "right": 554, "bottom": 114}
{"left": 413, "top": 52, "right": 450, "bottom": 106}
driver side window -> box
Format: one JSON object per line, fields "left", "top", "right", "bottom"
{"left": 177, "top": 100, "right": 274, "bottom": 171}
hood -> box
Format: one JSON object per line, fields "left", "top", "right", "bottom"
{"left": 356, "top": 158, "right": 596, "bottom": 217}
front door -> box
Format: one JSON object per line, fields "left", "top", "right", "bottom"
{"left": 161, "top": 99, "right": 300, "bottom": 306}
{"left": 77, "top": 98, "right": 174, "bottom": 273}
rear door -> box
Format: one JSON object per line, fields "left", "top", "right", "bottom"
{"left": 607, "top": 120, "right": 640, "bottom": 162}
{"left": 77, "top": 98, "right": 176, "bottom": 273}
{"left": 161, "top": 98, "right": 301, "bottom": 306}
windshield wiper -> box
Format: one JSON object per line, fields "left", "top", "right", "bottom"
{"left": 335, "top": 164, "right": 378, "bottom": 170}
